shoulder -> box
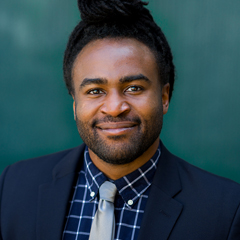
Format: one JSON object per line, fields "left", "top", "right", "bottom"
{"left": 176, "top": 154, "right": 240, "bottom": 195}
{"left": 161, "top": 142, "right": 240, "bottom": 192}
{"left": 158, "top": 142, "right": 240, "bottom": 211}
{"left": 0, "top": 144, "right": 86, "bottom": 186}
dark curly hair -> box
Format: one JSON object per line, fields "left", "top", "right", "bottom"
{"left": 63, "top": 0, "right": 175, "bottom": 100}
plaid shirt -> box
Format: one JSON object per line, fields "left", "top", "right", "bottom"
{"left": 62, "top": 145, "right": 161, "bottom": 240}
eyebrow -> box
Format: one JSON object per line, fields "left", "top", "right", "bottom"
{"left": 80, "top": 78, "right": 108, "bottom": 88}
{"left": 79, "top": 74, "right": 150, "bottom": 89}
{"left": 119, "top": 74, "right": 150, "bottom": 84}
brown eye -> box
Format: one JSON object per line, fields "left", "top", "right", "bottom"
{"left": 88, "top": 89, "right": 104, "bottom": 95}
{"left": 125, "top": 86, "right": 142, "bottom": 92}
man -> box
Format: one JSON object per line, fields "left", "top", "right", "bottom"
{"left": 0, "top": 0, "right": 240, "bottom": 239}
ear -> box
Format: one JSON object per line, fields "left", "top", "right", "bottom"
{"left": 162, "top": 83, "right": 170, "bottom": 115}
{"left": 72, "top": 95, "right": 76, "bottom": 121}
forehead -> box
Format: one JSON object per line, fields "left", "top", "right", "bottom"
{"left": 77, "top": 37, "right": 155, "bottom": 59}
{"left": 72, "top": 38, "right": 159, "bottom": 84}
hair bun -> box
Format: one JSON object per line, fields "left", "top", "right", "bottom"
{"left": 78, "top": 0, "right": 148, "bottom": 23}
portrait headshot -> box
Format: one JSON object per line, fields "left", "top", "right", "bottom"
{"left": 0, "top": 0, "right": 240, "bottom": 239}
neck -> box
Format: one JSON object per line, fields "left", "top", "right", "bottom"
{"left": 88, "top": 139, "right": 159, "bottom": 180}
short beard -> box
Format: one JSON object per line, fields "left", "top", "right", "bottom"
{"left": 75, "top": 109, "right": 163, "bottom": 165}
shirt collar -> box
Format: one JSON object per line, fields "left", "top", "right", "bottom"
{"left": 114, "top": 145, "right": 161, "bottom": 208}
{"left": 83, "top": 148, "right": 107, "bottom": 201}
{"left": 83, "top": 144, "right": 161, "bottom": 207}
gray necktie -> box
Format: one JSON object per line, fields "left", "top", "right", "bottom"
{"left": 89, "top": 181, "right": 117, "bottom": 240}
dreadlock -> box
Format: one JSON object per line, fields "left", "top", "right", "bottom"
{"left": 63, "top": 0, "right": 175, "bottom": 100}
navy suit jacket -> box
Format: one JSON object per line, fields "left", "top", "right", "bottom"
{"left": 0, "top": 142, "right": 240, "bottom": 240}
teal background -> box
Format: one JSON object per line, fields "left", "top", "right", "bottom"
{"left": 1, "top": 1, "right": 240, "bottom": 183}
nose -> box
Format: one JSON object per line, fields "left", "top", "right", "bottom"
{"left": 100, "top": 91, "right": 130, "bottom": 117}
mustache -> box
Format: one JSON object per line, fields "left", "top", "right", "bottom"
{"left": 92, "top": 116, "right": 141, "bottom": 127}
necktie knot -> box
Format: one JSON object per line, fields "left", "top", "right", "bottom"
{"left": 99, "top": 181, "right": 117, "bottom": 203}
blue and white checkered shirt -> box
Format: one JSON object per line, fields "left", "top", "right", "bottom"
{"left": 62, "top": 145, "right": 161, "bottom": 240}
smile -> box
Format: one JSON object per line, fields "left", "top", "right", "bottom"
{"left": 95, "top": 122, "right": 138, "bottom": 135}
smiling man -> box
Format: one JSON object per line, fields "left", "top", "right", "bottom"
{"left": 0, "top": 0, "right": 240, "bottom": 240}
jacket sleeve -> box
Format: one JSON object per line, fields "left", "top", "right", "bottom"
{"left": 227, "top": 202, "right": 240, "bottom": 240}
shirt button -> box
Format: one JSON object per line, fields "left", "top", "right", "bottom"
{"left": 90, "top": 192, "right": 95, "bottom": 197}
{"left": 128, "top": 200, "right": 133, "bottom": 206}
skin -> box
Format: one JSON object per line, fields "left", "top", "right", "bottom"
{"left": 72, "top": 38, "right": 170, "bottom": 180}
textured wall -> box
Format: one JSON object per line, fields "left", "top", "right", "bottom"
{"left": 1, "top": 0, "right": 240, "bottom": 183}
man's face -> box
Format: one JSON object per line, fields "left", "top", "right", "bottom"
{"left": 72, "top": 38, "right": 169, "bottom": 165}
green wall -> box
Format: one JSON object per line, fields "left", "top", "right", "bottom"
{"left": 1, "top": 0, "right": 240, "bottom": 183}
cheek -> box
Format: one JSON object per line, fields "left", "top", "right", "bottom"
{"left": 75, "top": 99, "right": 101, "bottom": 123}
{"left": 131, "top": 93, "right": 162, "bottom": 119}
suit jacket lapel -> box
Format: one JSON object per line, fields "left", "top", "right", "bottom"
{"left": 137, "top": 142, "right": 183, "bottom": 240}
{"left": 36, "top": 144, "right": 85, "bottom": 240}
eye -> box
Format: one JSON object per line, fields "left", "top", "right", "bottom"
{"left": 87, "top": 88, "right": 104, "bottom": 95}
{"left": 125, "top": 85, "right": 143, "bottom": 92}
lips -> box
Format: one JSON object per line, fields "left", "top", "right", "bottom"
{"left": 95, "top": 121, "right": 139, "bottom": 135}
{"left": 96, "top": 121, "right": 138, "bottom": 129}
